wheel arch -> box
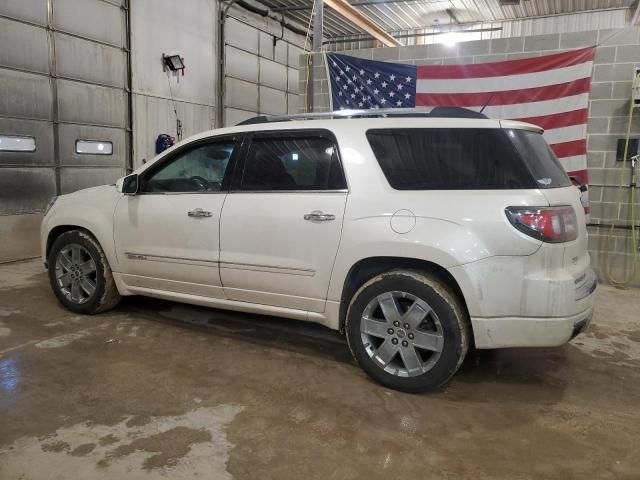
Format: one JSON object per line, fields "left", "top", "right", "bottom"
{"left": 338, "top": 256, "right": 469, "bottom": 333}
{"left": 47, "top": 225, "right": 81, "bottom": 260}
{"left": 46, "top": 225, "right": 102, "bottom": 267}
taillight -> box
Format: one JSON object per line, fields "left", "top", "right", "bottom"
{"left": 505, "top": 206, "right": 578, "bottom": 243}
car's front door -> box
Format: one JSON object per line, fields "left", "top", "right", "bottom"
{"left": 114, "top": 135, "right": 238, "bottom": 298}
{"left": 219, "top": 129, "right": 348, "bottom": 313}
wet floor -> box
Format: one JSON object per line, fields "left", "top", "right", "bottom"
{"left": 1, "top": 259, "right": 639, "bottom": 479}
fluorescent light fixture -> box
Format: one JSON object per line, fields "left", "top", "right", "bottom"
{"left": 76, "top": 140, "right": 113, "bottom": 155}
{"left": 0, "top": 135, "right": 36, "bottom": 152}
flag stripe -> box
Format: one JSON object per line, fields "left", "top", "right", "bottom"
{"left": 550, "top": 139, "right": 587, "bottom": 158}
{"left": 417, "top": 47, "right": 595, "bottom": 79}
{"left": 543, "top": 124, "right": 586, "bottom": 146}
{"left": 416, "top": 62, "right": 592, "bottom": 94}
{"left": 415, "top": 77, "right": 591, "bottom": 107}
{"left": 558, "top": 155, "right": 587, "bottom": 173}
{"left": 478, "top": 94, "right": 589, "bottom": 121}
{"left": 513, "top": 109, "right": 589, "bottom": 130}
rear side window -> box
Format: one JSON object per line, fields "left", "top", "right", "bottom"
{"left": 506, "top": 129, "right": 571, "bottom": 188}
{"left": 240, "top": 133, "right": 346, "bottom": 191}
{"left": 367, "top": 128, "right": 537, "bottom": 190}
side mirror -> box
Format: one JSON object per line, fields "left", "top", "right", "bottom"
{"left": 569, "top": 175, "right": 587, "bottom": 193}
{"left": 119, "top": 174, "right": 139, "bottom": 195}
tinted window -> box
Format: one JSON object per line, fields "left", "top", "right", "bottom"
{"left": 240, "top": 134, "right": 346, "bottom": 191}
{"left": 142, "top": 139, "right": 235, "bottom": 193}
{"left": 506, "top": 129, "right": 571, "bottom": 188}
{"left": 367, "top": 128, "right": 537, "bottom": 190}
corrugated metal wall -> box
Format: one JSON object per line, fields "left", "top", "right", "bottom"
{"left": 224, "top": 8, "right": 305, "bottom": 126}
{"left": 130, "top": 0, "right": 217, "bottom": 167}
{"left": 0, "top": 0, "right": 129, "bottom": 262}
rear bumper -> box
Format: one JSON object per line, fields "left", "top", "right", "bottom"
{"left": 471, "top": 305, "right": 594, "bottom": 349}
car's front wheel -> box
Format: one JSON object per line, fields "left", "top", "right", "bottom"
{"left": 345, "top": 270, "right": 469, "bottom": 392}
{"left": 48, "top": 230, "right": 121, "bottom": 314}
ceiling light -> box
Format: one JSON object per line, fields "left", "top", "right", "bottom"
{"left": 440, "top": 31, "right": 461, "bottom": 47}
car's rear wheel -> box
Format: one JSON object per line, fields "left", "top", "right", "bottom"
{"left": 48, "top": 230, "right": 121, "bottom": 314}
{"left": 345, "top": 270, "right": 469, "bottom": 392}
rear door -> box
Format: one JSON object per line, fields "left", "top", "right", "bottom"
{"left": 219, "top": 129, "right": 348, "bottom": 312}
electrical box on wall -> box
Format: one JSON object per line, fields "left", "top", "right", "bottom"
{"left": 617, "top": 138, "right": 639, "bottom": 161}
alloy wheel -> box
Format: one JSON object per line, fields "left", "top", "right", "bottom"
{"left": 54, "top": 244, "right": 98, "bottom": 304}
{"left": 360, "top": 291, "right": 444, "bottom": 377}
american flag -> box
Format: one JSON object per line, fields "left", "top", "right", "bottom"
{"left": 327, "top": 48, "right": 595, "bottom": 197}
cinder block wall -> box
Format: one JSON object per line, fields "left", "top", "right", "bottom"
{"left": 301, "top": 27, "right": 640, "bottom": 286}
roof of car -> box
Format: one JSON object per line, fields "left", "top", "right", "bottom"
{"left": 134, "top": 109, "right": 542, "bottom": 176}
{"left": 155, "top": 107, "right": 543, "bottom": 164}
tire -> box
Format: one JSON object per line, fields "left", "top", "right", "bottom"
{"left": 345, "top": 270, "right": 469, "bottom": 393}
{"left": 48, "top": 230, "right": 121, "bottom": 314}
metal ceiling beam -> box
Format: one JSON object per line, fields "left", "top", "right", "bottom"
{"left": 323, "top": 0, "right": 401, "bottom": 46}
{"left": 323, "top": 26, "right": 503, "bottom": 44}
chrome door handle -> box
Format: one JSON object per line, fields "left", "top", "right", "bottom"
{"left": 304, "top": 211, "right": 335, "bottom": 222}
{"left": 188, "top": 208, "right": 212, "bottom": 218}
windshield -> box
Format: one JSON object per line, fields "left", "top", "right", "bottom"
{"left": 506, "top": 129, "right": 571, "bottom": 189}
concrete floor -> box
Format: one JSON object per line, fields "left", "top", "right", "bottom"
{"left": 1, "top": 260, "right": 639, "bottom": 479}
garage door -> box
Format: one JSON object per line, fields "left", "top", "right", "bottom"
{"left": 0, "top": 0, "right": 130, "bottom": 261}
{"left": 224, "top": 16, "right": 303, "bottom": 126}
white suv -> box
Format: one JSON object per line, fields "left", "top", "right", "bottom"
{"left": 41, "top": 108, "right": 597, "bottom": 392}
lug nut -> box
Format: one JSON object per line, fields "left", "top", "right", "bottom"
{"left": 392, "top": 338, "right": 398, "bottom": 345}
{"left": 393, "top": 321, "right": 400, "bottom": 327}
{"left": 408, "top": 333, "right": 414, "bottom": 340}
{"left": 403, "top": 323, "right": 410, "bottom": 329}
{"left": 402, "top": 340, "right": 408, "bottom": 347}
{"left": 387, "top": 328, "right": 395, "bottom": 335}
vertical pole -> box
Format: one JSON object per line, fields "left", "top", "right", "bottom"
{"left": 307, "top": 0, "right": 323, "bottom": 112}
{"left": 313, "top": 0, "right": 323, "bottom": 52}
{"left": 124, "top": 0, "right": 134, "bottom": 173}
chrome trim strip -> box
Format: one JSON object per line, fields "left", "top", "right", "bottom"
{"left": 135, "top": 191, "right": 227, "bottom": 196}
{"left": 125, "top": 253, "right": 316, "bottom": 276}
{"left": 125, "top": 252, "right": 218, "bottom": 267}
{"left": 228, "top": 189, "right": 348, "bottom": 194}
{"left": 219, "top": 261, "right": 315, "bottom": 277}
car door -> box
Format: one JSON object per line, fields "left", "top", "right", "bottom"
{"left": 219, "top": 129, "right": 348, "bottom": 313}
{"left": 113, "top": 135, "right": 238, "bottom": 298}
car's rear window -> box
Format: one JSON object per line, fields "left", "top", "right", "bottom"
{"left": 366, "top": 128, "right": 569, "bottom": 190}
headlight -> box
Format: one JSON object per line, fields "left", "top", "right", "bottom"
{"left": 44, "top": 196, "right": 57, "bottom": 216}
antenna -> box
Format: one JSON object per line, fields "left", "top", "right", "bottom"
{"left": 479, "top": 93, "right": 495, "bottom": 114}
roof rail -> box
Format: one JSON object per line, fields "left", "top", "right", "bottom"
{"left": 235, "top": 107, "right": 487, "bottom": 126}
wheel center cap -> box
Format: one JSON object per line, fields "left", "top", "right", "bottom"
{"left": 397, "top": 328, "right": 406, "bottom": 338}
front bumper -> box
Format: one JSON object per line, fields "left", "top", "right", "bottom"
{"left": 471, "top": 305, "right": 594, "bottom": 349}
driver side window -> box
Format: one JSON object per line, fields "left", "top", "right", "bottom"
{"left": 142, "top": 138, "right": 236, "bottom": 193}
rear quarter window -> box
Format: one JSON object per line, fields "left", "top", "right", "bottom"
{"left": 506, "top": 129, "right": 571, "bottom": 189}
{"left": 366, "top": 128, "right": 538, "bottom": 190}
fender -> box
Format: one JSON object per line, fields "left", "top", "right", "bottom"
{"left": 41, "top": 185, "right": 121, "bottom": 270}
